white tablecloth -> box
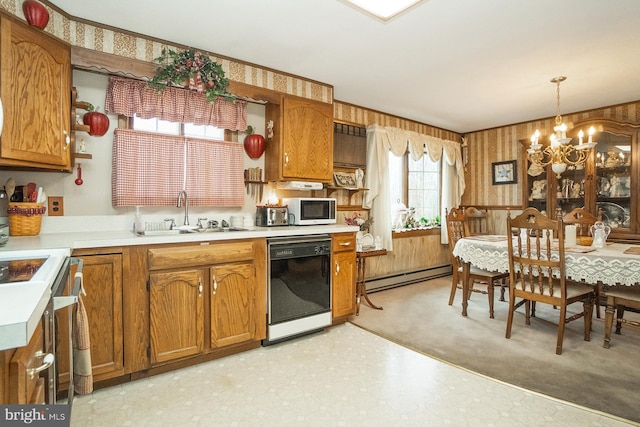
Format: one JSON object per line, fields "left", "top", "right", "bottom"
{"left": 453, "top": 235, "right": 640, "bottom": 286}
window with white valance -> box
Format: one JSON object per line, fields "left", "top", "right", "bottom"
{"left": 105, "top": 76, "right": 247, "bottom": 207}
{"left": 363, "top": 124, "right": 465, "bottom": 251}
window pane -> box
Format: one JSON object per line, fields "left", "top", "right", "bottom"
{"left": 408, "top": 153, "right": 440, "bottom": 223}
{"left": 133, "top": 116, "right": 157, "bottom": 132}
{"left": 184, "top": 122, "right": 205, "bottom": 137}
{"left": 157, "top": 119, "right": 179, "bottom": 135}
{"left": 389, "top": 152, "right": 403, "bottom": 207}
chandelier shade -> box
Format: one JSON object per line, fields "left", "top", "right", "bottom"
{"left": 527, "top": 76, "right": 596, "bottom": 178}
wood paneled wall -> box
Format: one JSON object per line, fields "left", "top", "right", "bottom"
{"left": 365, "top": 233, "right": 450, "bottom": 280}
{"left": 462, "top": 101, "right": 640, "bottom": 212}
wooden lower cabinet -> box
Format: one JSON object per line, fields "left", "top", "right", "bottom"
{"left": 58, "top": 251, "right": 124, "bottom": 389}
{"left": 147, "top": 240, "right": 266, "bottom": 366}
{"left": 6, "top": 323, "right": 46, "bottom": 404}
{"left": 210, "top": 263, "right": 255, "bottom": 348}
{"left": 332, "top": 233, "right": 357, "bottom": 318}
{"left": 149, "top": 269, "right": 204, "bottom": 364}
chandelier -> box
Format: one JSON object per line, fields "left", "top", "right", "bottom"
{"left": 527, "top": 76, "right": 597, "bottom": 178}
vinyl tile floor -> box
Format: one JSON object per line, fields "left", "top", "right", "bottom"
{"left": 71, "top": 322, "right": 635, "bottom": 427}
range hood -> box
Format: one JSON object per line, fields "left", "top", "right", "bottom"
{"left": 276, "top": 181, "right": 324, "bottom": 191}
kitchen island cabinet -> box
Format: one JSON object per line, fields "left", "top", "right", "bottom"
{"left": 331, "top": 232, "right": 357, "bottom": 320}
{"left": 265, "top": 94, "right": 334, "bottom": 182}
{"left": 0, "top": 13, "right": 72, "bottom": 171}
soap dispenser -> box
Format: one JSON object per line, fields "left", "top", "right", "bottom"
{"left": 134, "top": 206, "right": 143, "bottom": 234}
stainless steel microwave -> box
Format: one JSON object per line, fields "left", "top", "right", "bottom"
{"left": 283, "top": 198, "right": 337, "bottom": 225}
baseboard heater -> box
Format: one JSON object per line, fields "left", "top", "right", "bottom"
{"left": 365, "top": 265, "right": 452, "bottom": 293}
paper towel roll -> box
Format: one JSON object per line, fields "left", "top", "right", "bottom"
{"left": 565, "top": 225, "right": 577, "bottom": 247}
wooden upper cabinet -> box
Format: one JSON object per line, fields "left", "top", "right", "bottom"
{"left": 265, "top": 95, "right": 334, "bottom": 182}
{"left": 0, "top": 14, "right": 72, "bottom": 171}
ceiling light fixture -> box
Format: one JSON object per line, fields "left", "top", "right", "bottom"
{"left": 527, "top": 76, "right": 597, "bottom": 178}
{"left": 341, "top": 0, "right": 427, "bottom": 22}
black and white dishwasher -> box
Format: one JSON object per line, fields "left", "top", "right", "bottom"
{"left": 263, "top": 235, "right": 332, "bottom": 345}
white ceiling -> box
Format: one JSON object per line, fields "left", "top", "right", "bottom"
{"left": 50, "top": 0, "right": 640, "bottom": 134}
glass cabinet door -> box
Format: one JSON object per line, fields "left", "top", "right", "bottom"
{"left": 525, "top": 157, "right": 550, "bottom": 214}
{"left": 554, "top": 157, "right": 588, "bottom": 218}
{"left": 594, "top": 131, "right": 632, "bottom": 232}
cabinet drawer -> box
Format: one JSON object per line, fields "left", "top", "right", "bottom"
{"left": 332, "top": 233, "right": 356, "bottom": 253}
{"left": 148, "top": 241, "right": 256, "bottom": 270}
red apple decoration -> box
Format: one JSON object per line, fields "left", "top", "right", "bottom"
{"left": 243, "top": 126, "right": 266, "bottom": 159}
{"left": 83, "top": 106, "right": 110, "bottom": 136}
{"left": 22, "top": 0, "right": 49, "bottom": 30}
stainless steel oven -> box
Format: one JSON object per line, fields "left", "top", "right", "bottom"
{"left": 263, "top": 235, "right": 332, "bottom": 345}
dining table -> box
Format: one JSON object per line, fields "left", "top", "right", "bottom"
{"left": 452, "top": 234, "right": 640, "bottom": 316}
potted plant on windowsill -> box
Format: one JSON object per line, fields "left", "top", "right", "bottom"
{"left": 149, "top": 48, "right": 235, "bottom": 102}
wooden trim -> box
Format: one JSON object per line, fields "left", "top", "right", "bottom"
{"left": 72, "top": 47, "right": 156, "bottom": 79}
{"left": 392, "top": 227, "right": 441, "bottom": 238}
{"left": 71, "top": 47, "right": 289, "bottom": 105}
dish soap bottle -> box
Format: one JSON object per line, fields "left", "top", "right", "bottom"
{"left": 134, "top": 206, "right": 143, "bottom": 234}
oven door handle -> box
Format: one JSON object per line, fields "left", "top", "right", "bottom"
{"left": 53, "top": 258, "right": 84, "bottom": 310}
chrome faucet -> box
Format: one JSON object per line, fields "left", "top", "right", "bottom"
{"left": 177, "top": 190, "right": 189, "bottom": 226}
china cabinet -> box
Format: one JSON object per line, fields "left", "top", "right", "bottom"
{"left": 522, "top": 120, "right": 639, "bottom": 242}
{"left": 0, "top": 13, "right": 72, "bottom": 171}
{"left": 265, "top": 94, "right": 334, "bottom": 182}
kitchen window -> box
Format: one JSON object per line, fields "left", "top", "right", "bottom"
{"left": 106, "top": 76, "right": 247, "bottom": 207}
{"left": 132, "top": 116, "right": 226, "bottom": 140}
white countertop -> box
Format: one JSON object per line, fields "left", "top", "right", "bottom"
{"left": 0, "top": 224, "right": 358, "bottom": 351}
{"left": 0, "top": 224, "right": 358, "bottom": 251}
{"left": 0, "top": 248, "right": 70, "bottom": 351}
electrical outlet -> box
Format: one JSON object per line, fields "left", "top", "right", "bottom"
{"left": 48, "top": 196, "right": 64, "bottom": 216}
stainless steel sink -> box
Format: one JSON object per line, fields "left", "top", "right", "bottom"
{"left": 194, "top": 227, "right": 248, "bottom": 233}
{"left": 135, "top": 227, "right": 248, "bottom": 236}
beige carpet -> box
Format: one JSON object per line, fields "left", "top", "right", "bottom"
{"left": 351, "top": 277, "right": 640, "bottom": 424}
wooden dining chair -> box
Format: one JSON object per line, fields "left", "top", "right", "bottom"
{"left": 506, "top": 207, "right": 595, "bottom": 355}
{"left": 560, "top": 206, "right": 600, "bottom": 237}
{"left": 446, "top": 207, "right": 509, "bottom": 318}
{"left": 463, "top": 206, "right": 490, "bottom": 235}
{"left": 603, "top": 285, "right": 640, "bottom": 348}
{"left": 561, "top": 206, "right": 604, "bottom": 318}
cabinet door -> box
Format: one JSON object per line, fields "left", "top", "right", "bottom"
{"left": 332, "top": 250, "right": 356, "bottom": 318}
{"left": 281, "top": 96, "right": 334, "bottom": 181}
{"left": 150, "top": 269, "right": 204, "bottom": 364}
{"left": 57, "top": 253, "right": 124, "bottom": 389}
{"left": 8, "top": 323, "right": 44, "bottom": 404}
{"left": 210, "top": 263, "right": 255, "bottom": 348}
{"left": 594, "top": 129, "right": 634, "bottom": 235}
{"left": 0, "top": 16, "right": 71, "bottom": 170}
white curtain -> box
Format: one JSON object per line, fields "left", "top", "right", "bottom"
{"left": 363, "top": 124, "right": 465, "bottom": 251}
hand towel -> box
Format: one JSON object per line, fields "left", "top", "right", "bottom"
{"left": 73, "top": 294, "right": 93, "bottom": 395}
